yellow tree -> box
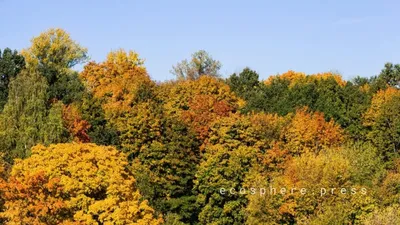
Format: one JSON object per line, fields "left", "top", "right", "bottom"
{"left": 22, "top": 28, "right": 87, "bottom": 71}
{"left": 363, "top": 87, "right": 400, "bottom": 161}
{"left": 264, "top": 70, "right": 306, "bottom": 86}
{"left": 0, "top": 143, "right": 163, "bottom": 224}
{"left": 246, "top": 148, "right": 375, "bottom": 225}
{"left": 264, "top": 71, "right": 346, "bottom": 88}
{"left": 80, "top": 49, "right": 154, "bottom": 124}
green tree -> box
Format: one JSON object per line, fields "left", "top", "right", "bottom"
{"left": 119, "top": 101, "right": 200, "bottom": 224}
{"left": 257, "top": 77, "right": 292, "bottom": 115}
{"left": 227, "top": 68, "right": 260, "bottom": 99}
{"left": 378, "top": 62, "right": 400, "bottom": 88}
{"left": 339, "top": 81, "right": 371, "bottom": 140}
{"left": 0, "top": 71, "right": 69, "bottom": 162}
{"left": 171, "top": 50, "right": 222, "bottom": 80}
{"left": 22, "top": 28, "right": 88, "bottom": 104}
{"left": 0, "top": 48, "right": 25, "bottom": 111}
{"left": 194, "top": 114, "right": 282, "bottom": 225}
{"left": 79, "top": 92, "right": 120, "bottom": 146}
{"left": 227, "top": 68, "right": 266, "bottom": 113}
{"left": 368, "top": 62, "right": 400, "bottom": 92}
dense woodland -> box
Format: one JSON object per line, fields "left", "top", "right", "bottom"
{"left": 0, "top": 28, "right": 399, "bottom": 224}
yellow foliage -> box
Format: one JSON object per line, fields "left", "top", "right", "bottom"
{"left": 363, "top": 87, "right": 400, "bottom": 127}
{"left": 264, "top": 70, "right": 346, "bottom": 87}
{"left": 80, "top": 49, "right": 153, "bottom": 122}
{"left": 312, "top": 72, "right": 346, "bottom": 87}
{"left": 21, "top": 28, "right": 87, "bottom": 71}
{"left": 0, "top": 143, "right": 163, "bottom": 224}
{"left": 246, "top": 148, "right": 365, "bottom": 224}
{"left": 161, "top": 76, "right": 242, "bottom": 113}
{"left": 264, "top": 70, "right": 306, "bottom": 86}
{"left": 360, "top": 83, "right": 371, "bottom": 93}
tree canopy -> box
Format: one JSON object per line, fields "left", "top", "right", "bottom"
{"left": 0, "top": 28, "right": 399, "bottom": 224}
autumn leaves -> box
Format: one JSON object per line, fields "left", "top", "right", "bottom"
{"left": 0, "top": 27, "right": 399, "bottom": 224}
{"left": 0, "top": 144, "right": 163, "bottom": 224}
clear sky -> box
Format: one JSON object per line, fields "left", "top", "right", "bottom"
{"left": 1, "top": 0, "right": 399, "bottom": 81}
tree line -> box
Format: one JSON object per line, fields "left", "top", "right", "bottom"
{"left": 0, "top": 28, "right": 399, "bottom": 224}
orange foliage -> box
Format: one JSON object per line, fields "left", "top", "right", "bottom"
{"left": 161, "top": 76, "right": 243, "bottom": 140}
{"left": 181, "top": 94, "right": 233, "bottom": 140}
{"left": 62, "top": 104, "right": 90, "bottom": 143}
{"left": 282, "top": 107, "right": 344, "bottom": 155}
{"left": 0, "top": 171, "right": 73, "bottom": 224}
{"left": 80, "top": 49, "right": 153, "bottom": 120}
{"left": 260, "top": 141, "right": 291, "bottom": 174}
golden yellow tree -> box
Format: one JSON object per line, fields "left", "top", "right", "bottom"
{"left": 246, "top": 148, "right": 375, "bottom": 225}
{"left": 22, "top": 28, "right": 87, "bottom": 71}
{"left": 363, "top": 87, "right": 400, "bottom": 161}
{"left": 80, "top": 49, "right": 154, "bottom": 123}
{"left": 0, "top": 143, "right": 163, "bottom": 225}
{"left": 265, "top": 70, "right": 346, "bottom": 87}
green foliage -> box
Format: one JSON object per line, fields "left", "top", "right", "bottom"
{"left": 227, "top": 67, "right": 260, "bottom": 99}
{"left": 229, "top": 70, "right": 371, "bottom": 139}
{"left": 0, "top": 48, "right": 25, "bottom": 111}
{"left": 120, "top": 101, "right": 200, "bottom": 224}
{"left": 194, "top": 115, "right": 268, "bottom": 225}
{"left": 22, "top": 28, "right": 88, "bottom": 104}
{"left": 256, "top": 77, "right": 292, "bottom": 115}
{"left": 79, "top": 92, "right": 120, "bottom": 146}
{"left": 0, "top": 71, "right": 68, "bottom": 161}
{"left": 377, "top": 62, "right": 400, "bottom": 88}
{"left": 227, "top": 68, "right": 265, "bottom": 113}
{"left": 342, "top": 141, "right": 384, "bottom": 186}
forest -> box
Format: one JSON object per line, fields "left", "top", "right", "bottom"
{"left": 0, "top": 28, "right": 399, "bottom": 225}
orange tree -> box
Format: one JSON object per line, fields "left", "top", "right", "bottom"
{"left": 280, "top": 107, "right": 345, "bottom": 156}
{"left": 159, "top": 76, "right": 244, "bottom": 142}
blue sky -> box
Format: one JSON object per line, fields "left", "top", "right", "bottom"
{"left": 0, "top": 0, "right": 399, "bottom": 81}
